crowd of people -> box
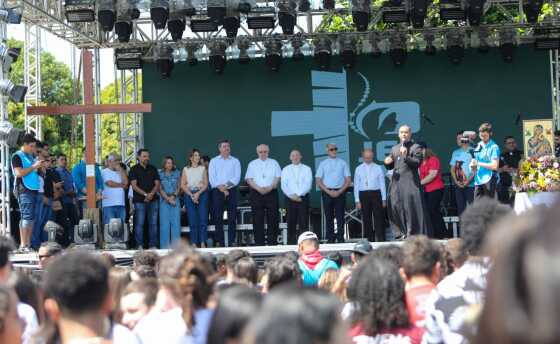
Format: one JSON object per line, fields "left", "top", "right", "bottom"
{"left": 9, "top": 124, "right": 560, "bottom": 251}
{"left": 0, "top": 196, "right": 559, "bottom": 344}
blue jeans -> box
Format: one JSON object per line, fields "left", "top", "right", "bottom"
{"left": 134, "top": 201, "right": 159, "bottom": 248}
{"left": 211, "top": 187, "right": 238, "bottom": 246}
{"left": 31, "top": 195, "right": 52, "bottom": 248}
{"left": 159, "top": 199, "right": 181, "bottom": 249}
{"left": 103, "top": 206, "right": 126, "bottom": 226}
{"left": 185, "top": 191, "right": 209, "bottom": 245}
{"left": 18, "top": 189, "right": 38, "bottom": 230}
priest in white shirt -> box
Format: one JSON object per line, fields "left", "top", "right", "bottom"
{"left": 245, "top": 144, "right": 282, "bottom": 246}
{"left": 354, "top": 148, "right": 387, "bottom": 242}
{"left": 281, "top": 150, "right": 313, "bottom": 244}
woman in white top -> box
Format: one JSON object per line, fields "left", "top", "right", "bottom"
{"left": 181, "top": 149, "right": 209, "bottom": 248}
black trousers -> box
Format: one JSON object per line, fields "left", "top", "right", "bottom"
{"left": 322, "top": 191, "right": 345, "bottom": 243}
{"left": 424, "top": 189, "right": 447, "bottom": 239}
{"left": 57, "top": 202, "right": 78, "bottom": 246}
{"left": 359, "top": 190, "right": 386, "bottom": 242}
{"left": 286, "top": 195, "right": 309, "bottom": 245}
{"left": 249, "top": 189, "right": 279, "bottom": 246}
{"left": 455, "top": 186, "right": 474, "bottom": 216}
{"left": 475, "top": 175, "right": 498, "bottom": 201}
{"left": 497, "top": 183, "right": 513, "bottom": 206}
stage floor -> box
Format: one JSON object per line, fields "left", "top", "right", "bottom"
{"left": 10, "top": 241, "right": 402, "bottom": 269}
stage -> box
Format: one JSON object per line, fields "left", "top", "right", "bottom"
{"left": 10, "top": 241, "right": 403, "bottom": 270}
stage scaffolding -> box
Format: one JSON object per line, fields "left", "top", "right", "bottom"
{"left": 0, "top": 0, "right": 558, "bottom": 235}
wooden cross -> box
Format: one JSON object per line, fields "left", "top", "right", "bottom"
{"left": 27, "top": 50, "right": 152, "bottom": 211}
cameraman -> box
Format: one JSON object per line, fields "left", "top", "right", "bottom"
{"left": 497, "top": 136, "right": 523, "bottom": 206}
{"left": 450, "top": 131, "right": 475, "bottom": 216}
{"left": 470, "top": 123, "right": 501, "bottom": 200}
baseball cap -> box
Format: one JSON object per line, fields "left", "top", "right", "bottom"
{"left": 297, "top": 231, "right": 318, "bottom": 245}
{"left": 352, "top": 239, "right": 372, "bottom": 255}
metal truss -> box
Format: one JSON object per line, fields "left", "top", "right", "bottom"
{"left": 116, "top": 68, "right": 142, "bottom": 166}
{"left": 93, "top": 48, "right": 102, "bottom": 162}
{"left": 24, "top": 23, "right": 42, "bottom": 139}
{"left": 9, "top": 0, "right": 560, "bottom": 50}
{"left": 0, "top": 0, "right": 10, "bottom": 235}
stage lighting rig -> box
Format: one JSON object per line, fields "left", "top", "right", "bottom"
{"left": 115, "top": 20, "right": 132, "bottom": 42}
{"left": 155, "top": 45, "right": 174, "bottom": 78}
{"left": 115, "top": 0, "right": 139, "bottom": 42}
{"left": 0, "top": 80, "right": 27, "bottom": 102}
{"left": 339, "top": 34, "right": 357, "bottom": 69}
{"left": 299, "top": 0, "right": 310, "bottom": 12}
{"left": 499, "top": 29, "right": 515, "bottom": 63}
{"left": 368, "top": 32, "right": 382, "bottom": 58}
{"left": 0, "top": 45, "right": 19, "bottom": 73}
{"left": 389, "top": 32, "right": 406, "bottom": 66}
{"left": 115, "top": 47, "right": 143, "bottom": 69}
{"left": 0, "top": 120, "right": 25, "bottom": 148}
{"left": 446, "top": 30, "right": 464, "bottom": 65}
{"left": 423, "top": 33, "right": 436, "bottom": 55}
{"left": 74, "top": 219, "right": 98, "bottom": 249}
{"left": 290, "top": 35, "right": 306, "bottom": 61}
{"left": 264, "top": 37, "right": 282, "bottom": 72}
{"left": 323, "top": 0, "right": 334, "bottom": 10}
{"left": 167, "top": 14, "right": 185, "bottom": 40}
{"left": 477, "top": 27, "right": 489, "bottom": 53}
{"left": 0, "top": 7, "right": 21, "bottom": 24}
{"left": 104, "top": 218, "right": 129, "bottom": 250}
{"left": 439, "top": 0, "right": 465, "bottom": 21}
{"left": 278, "top": 0, "right": 297, "bottom": 35}
{"left": 523, "top": 0, "right": 543, "bottom": 24}
{"left": 467, "top": 0, "right": 484, "bottom": 26}
{"left": 207, "top": 0, "right": 226, "bottom": 24}
{"left": 313, "top": 36, "right": 332, "bottom": 71}
{"left": 65, "top": 0, "right": 95, "bottom": 22}
{"left": 185, "top": 43, "right": 201, "bottom": 65}
{"left": 410, "top": 0, "right": 429, "bottom": 28}
{"left": 44, "top": 221, "right": 64, "bottom": 243}
{"left": 350, "top": 0, "right": 370, "bottom": 31}
{"left": 97, "top": 0, "right": 116, "bottom": 31}
{"left": 150, "top": 0, "right": 169, "bottom": 29}
{"left": 237, "top": 36, "right": 251, "bottom": 64}
{"left": 208, "top": 40, "right": 227, "bottom": 74}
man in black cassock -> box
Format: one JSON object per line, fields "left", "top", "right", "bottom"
{"left": 383, "top": 125, "right": 429, "bottom": 239}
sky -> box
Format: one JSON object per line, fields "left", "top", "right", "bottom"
{"left": 7, "top": 23, "right": 116, "bottom": 88}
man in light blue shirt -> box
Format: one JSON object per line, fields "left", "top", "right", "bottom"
{"left": 450, "top": 131, "right": 475, "bottom": 216}
{"left": 315, "top": 143, "right": 351, "bottom": 243}
{"left": 471, "top": 123, "right": 500, "bottom": 200}
{"left": 208, "top": 140, "right": 241, "bottom": 247}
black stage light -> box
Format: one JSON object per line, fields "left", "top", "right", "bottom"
{"left": 351, "top": 0, "right": 370, "bottom": 32}
{"left": 236, "top": 37, "right": 251, "bottom": 64}
{"left": 291, "top": 36, "right": 305, "bottom": 61}
{"left": 208, "top": 41, "right": 227, "bottom": 74}
{"left": 339, "top": 34, "right": 357, "bottom": 68}
{"left": 499, "top": 30, "right": 515, "bottom": 63}
{"left": 185, "top": 43, "right": 201, "bottom": 65}
{"left": 368, "top": 32, "right": 382, "bottom": 58}
{"left": 264, "top": 38, "right": 282, "bottom": 71}
{"left": 278, "top": 0, "right": 297, "bottom": 35}
{"left": 410, "top": 0, "right": 428, "bottom": 28}
{"left": 150, "top": 0, "right": 169, "bottom": 29}
{"left": 156, "top": 46, "right": 174, "bottom": 78}
{"left": 313, "top": 37, "right": 332, "bottom": 70}
{"left": 467, "top": 0, "right": 484, "bottom": 26}
{"left": 535, "top": 37, "right": 560, "bottom": 50}
{"left": 446, "top": 30, "right": 464, "bottom": 64}
{"left": 115, "top": 21, "right": 132, "bottom": 42}
{"left": 389, "top": 33, "right": 406, "bottom": 66}
{"left": 424, "top": 33, "right": 436, "bottom": 55}
{"left": 383, "top": 7, "right": 408, "bottom": 23}
{"left": 247, "top": 15, "right": 275, "bottom": 29}
{"left": 439, "top": 0, "right": 465, "bottom": 21}
{"left": 323, "top": 0, "right": 335, "bottom": 9}
{"left": 223, "top": 16, "right": 240, "bottom": 38}
{"left": 167, "top": 16, "right": 186, "bottom": 41}
{"left": 0, "top": 80, "right": 27, "bottom": 102}
{"left": 97, "top": 0, "right": 116, "bottom": 32}
{"left": 65, "top": 0, "right": 95, "bottom": 22}
{"left": 523, "top": 0, "right": 543, "bottom": 24}
{"left": 207, "top": 0, "right": 226, "bottom": 24}
{"left": 190, "top": 18, "right": 219, "bottom": 32}
{"left": 115, "top": 48, "right": 143, "bottom": 70}
{"left": 477, "top": 27, "right": 489, "bottom": 53}
{"left": 299, "top": 0, "right": 310, "bottom": 12}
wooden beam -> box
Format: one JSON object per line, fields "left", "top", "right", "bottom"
{"left": 83, "top": 50, "right": 96, "bottom": 210}
{"left": 26, "top": 103, "right": 152, "bottom": 115}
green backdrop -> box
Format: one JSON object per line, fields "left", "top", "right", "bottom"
{"left": 143, "top": 46, "right": 552, "bottom": 206}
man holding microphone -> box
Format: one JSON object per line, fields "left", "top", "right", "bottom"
{"left": 384, "top": 125, "right": 429, "bottom": 239}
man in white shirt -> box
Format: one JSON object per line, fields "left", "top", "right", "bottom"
{"left": 315, "top": 143, "right": 351, "bottom": 243}
{"left": 245, "top": 144, "right": 282, "bottom": 246}
{"left": 101, "top": 153, "right": 128, "bottom": 226}
{"left": 354, "top": 149, "right": 387, "bottom": 242}
{"left": 209, "top": 140, "right": 242, "bottom": 247}
{"left": 281, "top": 150, "right": 313, "bottom": 244}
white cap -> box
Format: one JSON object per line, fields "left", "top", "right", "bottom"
{"left": 297, "top": 231, "right": 318, "bottom": 245}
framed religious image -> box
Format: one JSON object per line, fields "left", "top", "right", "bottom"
{"left": 523, "top": 119, "right": 555, "bottom": 158}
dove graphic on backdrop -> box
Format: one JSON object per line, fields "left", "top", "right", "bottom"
{"left": 271, "top": 70, "right": 421, "bottom": 170}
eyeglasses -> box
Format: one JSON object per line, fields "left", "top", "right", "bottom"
{"left": 328, "top": 147, "right": 338, "bottom": 151}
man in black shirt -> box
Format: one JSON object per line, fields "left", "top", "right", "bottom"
{"left": 129, "top": 149, "right": 160, "bottom": 249}
{"left": 498, "top": 136, "right": 523, "bottom": 206}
